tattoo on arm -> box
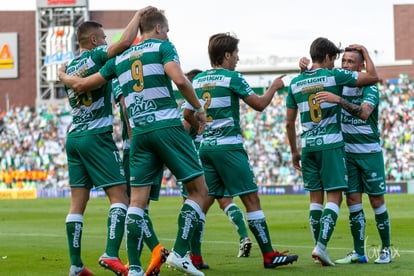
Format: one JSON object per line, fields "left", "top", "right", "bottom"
{"left": 339, "top": 98, "right": 363, "bottom": 117}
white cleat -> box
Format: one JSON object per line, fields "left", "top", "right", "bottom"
{"left": 166, "top": 251, "right": 204, "bottom": 276}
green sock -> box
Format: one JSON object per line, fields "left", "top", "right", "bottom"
{"left": 66, "top": 214, "right": 83, "bottom": 267}
{"left": 374, "top": 206, "right": 391, "bottom": 249}
{"left": 317, "top": 203, "right": 339, "bottom": 247}
{"left": 105, "top": 204, "right": 127, "bottom": 257}
{"left": 309, "top": 203, "right": 323, "bottom": 244}
{"left": 174, "top": 200, "right": 202, "bottom": 257}
{"left": 143, "top": 209, "right": 160, "bottom": 251}
{"left": 246, "top": 210, "right": 273, "bottom": 253}
{"left": 126, "top": 208, "right": 144, "bottom": 267}
{"left": 349, "top": 205, "right": 365, "bottom": 255}
{"left": 190, "top": 218, "right": 204, "bottom": 256}
{"left": 225, "top": 204, "right": 249, "bottom": 240}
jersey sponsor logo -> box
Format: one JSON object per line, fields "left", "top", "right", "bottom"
{"left": 145, "top": 114, "right": 155, "bottom": 124}
{"left": 305, "top": 137, "right": 324, "bottom": 147}
{"left": 302, "top": 84, "right": 324, "bottom": 94}
{"left": 133, "top": 41, "right": 154, "bottom": 52}
{"left": 296, "top": 76, "right": 327, "bottom": 88}
{"left": 316, "top": 138, "right": 324, "bottom": 146}
{"left": 342, "top": 115, "right": 367, "bottom": 125}
{"left": 303, "top": 127, "right": 327, "bottom": 137}
{"left": 131, "top": 95, "right": 157, "bottom": 115}
{"left": 73, "top": 108, "right": 93, "bottom": 124}
{"left": 66, "top": 59, "right": 88, "bottom": 74}
{"left": 197, "top": 75, "right": 225, "bottom": 82}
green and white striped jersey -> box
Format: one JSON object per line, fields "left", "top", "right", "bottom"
{"left": 341, "top": 85, "right": 381, "bottom": 155}
{"left": 188, "top": 68, "right": 254, "bottom": 151}
{"left": 286, "top": 68, "right": 358, "bottom": 152}
{"left": 65, "top": 45, "right": 113, "bottom": 137}
{"left": 100, "top": 39, "right": 182, "bottom": 136}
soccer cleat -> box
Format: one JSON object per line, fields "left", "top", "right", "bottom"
{"left": 190, "top": 254, "right": 210, "bottom": 270}
{"left": 264, "top": 251, "right": 299, "bottom": 268}
{"left": 375, "top": 247, "right": 392, "bottom": 264}
{"left": 98, "top": 255, "right": 128, "bottom": 276}
{"left": 335, "top": 250, "right": 368, "bottom": 264}
{"left": 166, "top": 250, "right": 205, "bottom": 276}
{"left": 237, "top": 237, "right": 253, "bottom": 258}
{"left": 69, "top": 265, "right": 93, "bottom": 276}
{"left": 128, "top": 266, "right": 144, "bottom": 276}
{"left": 145, "top": 244, "right": 169, "bottom": 276}
{"left": 193, "top": 261, "right": 210, "bottom": 270}
{"left": 312, "top": 245, "right": 335, "bottom": 266}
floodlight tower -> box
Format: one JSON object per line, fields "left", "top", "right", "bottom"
{"left": 35, "top": 0, "right": 89, "bottom": 108}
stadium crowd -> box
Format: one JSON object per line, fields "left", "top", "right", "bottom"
{"left": 1, "top": 76, "right": 413, "bottom": 190}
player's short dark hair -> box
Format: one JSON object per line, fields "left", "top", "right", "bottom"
{"left": 310, "top": 37, "right": 343, "bottom": 63}
{"left": 77, "top": 21, "right": 103, "bottom": 44}
{"left": 185, "top": 69, "right": 202, "bottom": 82}
{"left": 344, "top": 47, "right": 365, "bottom": 62}
{"left": 208, "top": 32, "right": 239, "bottom": 67}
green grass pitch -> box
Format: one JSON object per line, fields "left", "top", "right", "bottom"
{"left": 0, "top": 194, "right": 413, "bottom": 275}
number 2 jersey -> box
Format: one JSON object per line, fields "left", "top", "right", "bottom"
{"left": 187, "top": 68, "right": 255, "bottom": 151}
{"left": 286, "top": 68, "right": 359, "bottom": 152}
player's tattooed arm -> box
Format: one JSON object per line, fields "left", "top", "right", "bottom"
{"left": 339, "top": 98, "right": 374, "bottom": 120}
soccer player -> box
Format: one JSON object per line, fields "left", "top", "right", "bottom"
{"left": 181, "top": 69, "right": 252, "bottom": 270}
{"left": 62, "top": 7, "right": 154, "bottom": 276}
{"left": 311, "top": 46, "right": 392, "bottom": 264}
{"left": 59, "top": 8, "right": 208, "bottom": 276}
{"left": 286, "top": 37, "right": 379, "bottom": 266}
{"left": 183, "top": 32, "right": 298, "bottom": 269}
{"left": 112, "top": 78, "right": 169, "bottom": 275}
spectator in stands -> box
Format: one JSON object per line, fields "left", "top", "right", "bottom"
{"left": 1, "top": 72, "right": 414, "bottom": 192}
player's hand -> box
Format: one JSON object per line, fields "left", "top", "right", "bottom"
{"left": 194, "top": 111, "right": 206, "bottom": 135}
{"left": 291, "top": 151, "right": 302, "bottom": 171}
{"left": 58, "top": 62, "right": 68, "bottom": 81}
{"left": 315, "top": 91, "right": 340, "bottom": 104}
{"left": 348, "top": 44, "right": 366, "bottom": 52}
{"left": 271, "top": 74, "right": 287, "bottom": 90}
{"left": 299, "top": 57, "right": 310, "bottom": 72}
{"left": 138, "top": 5, "right": 157, "bottom": 16}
